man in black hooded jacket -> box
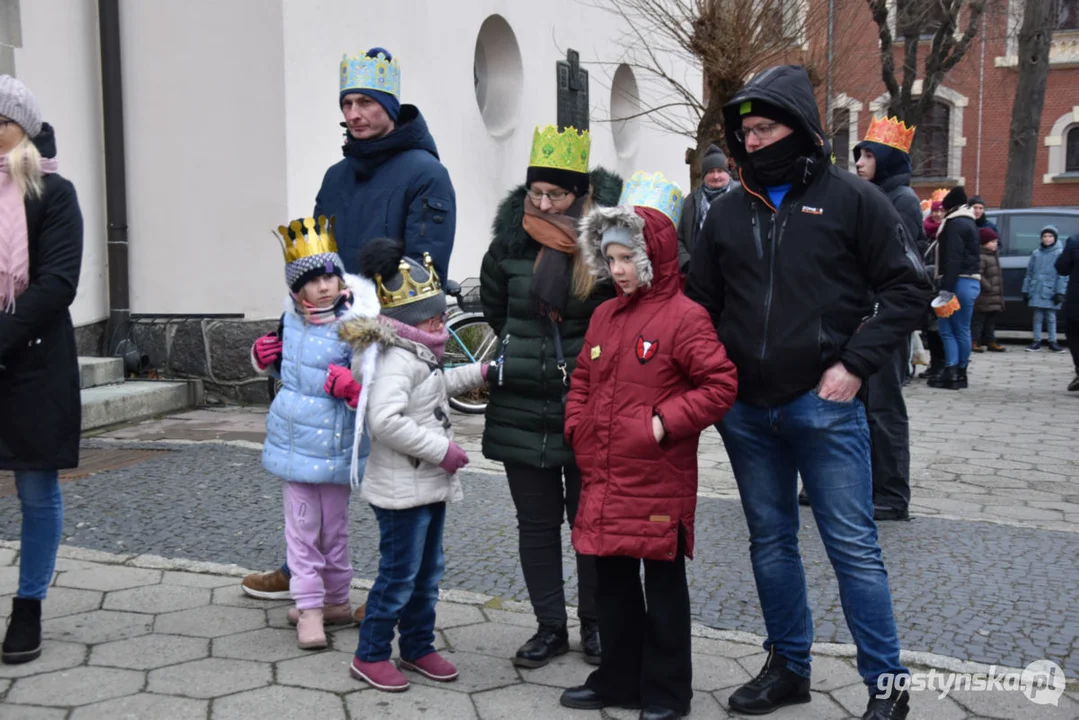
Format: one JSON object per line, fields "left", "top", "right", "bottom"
{"left": 686, "top": 66, "right": 931, "bottom": 720}
{"left": 852, "top": 126, "right": 929, "bottom": 522}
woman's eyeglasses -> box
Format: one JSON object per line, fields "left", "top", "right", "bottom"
{"left": 527, "top": 189, "right": 571, "bottom": 203}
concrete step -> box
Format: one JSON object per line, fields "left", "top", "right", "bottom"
{"left": 78, "top": 356, "right": 125, "bottom": 389}
{"left": 81, "top": 379, "right": 204, "bottom": 432}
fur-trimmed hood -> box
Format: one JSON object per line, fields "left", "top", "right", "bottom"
{"left": 282, "top": 272, "right": 381, "bottom": 322}
{"left": 578, "top": 205, "right": 681, "bottom": 301}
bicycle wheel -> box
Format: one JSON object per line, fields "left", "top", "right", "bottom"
{"left": 444, "top": 313, "right": 498, "bottom": 414}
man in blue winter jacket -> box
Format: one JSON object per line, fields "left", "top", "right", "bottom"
{"left": 239, "top": 47, "right": 457, "bottom": 607}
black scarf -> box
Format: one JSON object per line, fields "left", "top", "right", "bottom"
{"left": 746, "top": 132, "right": 810, "bottom": 186}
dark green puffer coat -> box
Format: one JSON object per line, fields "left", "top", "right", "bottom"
{"left": 480, "top": 168, "right": 623, "bottom": 469}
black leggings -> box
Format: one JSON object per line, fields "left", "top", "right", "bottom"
{"left": 504, "top": 463, "right": 597, "bottom": 626}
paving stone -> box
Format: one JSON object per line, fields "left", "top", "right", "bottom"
{"left": 211, "top": 585, "right": 291, "bottom": 609}
{"left": 0, "top": 588, "right": 103, "bottom": 621}
{"left": 517, "top": 650, "right": 590, "bottom": 689}
{"left": 90, "top": 633, "right": 209, "bottom": 670}
{"left": 212, "top": 685, "right": 346, "bottom": 720}
{"left": 53, "top": 558, "right": 107, "bottom": 572}
{"left": 482, "top": 608, "right": 542, "bottom": 629}
{"left": 808, "top": 655, "right": 861, "bottom": 692}
{"left": 347, "top": 682, "right": 481, "bottom": 719}
{"left": 472, "top": 683, "right": 600, "bottom": 719}
{"left": 276, "top": 650, "right": 361, "bottom": 693}
{"left": 155, "top": 605, "right": 266, "bottom": 638}
{"left": 405, "top": 649, "right": 521, "bottom": 694}
{"left": 445, "top": 622, "right": 533, "bottom": 660}
{"left": 692, "top": 637, "right": 762, "bottom": 659}
{"left": 436, "top": 601, "right": 487, "bottom": 629}
{"left": 104, "top": 584, "right": 211, "bottom": 614}
{"left": 946, "top": 685, "right": 1078, "bottom": 719}
{"left": 691, "top": 653, "right": 753, "bottom": 691}
{"left": 69, "top": 693, "right": 208, "bottom": 720}
{"left": 43, "top": 609, "right": 153, "bottom": 645}
{"left": 7, "top": 666, "right": 145, "bottom": 706}
{"left": 0, "top": 640, "right": 86, "bottom": 679}
{"left": 212, "top": 627, "right": 311, "bottom": 662}
{"left": 0, "top": 707, "right": 67, "bottom": 720}
{"left": 0, "top": 548, "right": 14, "bottom": 566}
{"left": 55, "top": 567, "right": 162, "bottom": 592}
{"left": 146, "top": 657, "right": 270, "bottom": 699}
{"left": 0, "top": 566, "right": 20, "bottom": 594}
{"left": 329, "top": 625, "right": 447, "bottom": 656}
{"left": 161, "top": 571, "right": 239, "bottom": 588}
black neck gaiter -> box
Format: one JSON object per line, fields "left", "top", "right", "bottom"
{"left": 746, "top": 132, "right": 809, "bottom": 186}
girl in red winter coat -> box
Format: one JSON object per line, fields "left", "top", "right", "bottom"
{"left": 558, "top": 172, "right": 738, "bottom": 720}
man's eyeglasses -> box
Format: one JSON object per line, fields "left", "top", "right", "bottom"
{"left": 734, "top": 122, "right": 780, "bottom": 143}
{"left": 527, "top": 189, "right": 571, "bottom": 203}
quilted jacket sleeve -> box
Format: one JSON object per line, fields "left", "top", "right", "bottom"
{"left": 654, "top": 302, "right": 738, "bottom": 441}
{"left": 367, "top": 352, "right": 450, "bottom": 466}
{"left": 479, "top": 245, "right": 508, "bottom": 336}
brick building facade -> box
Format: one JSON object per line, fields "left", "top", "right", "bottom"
{"left": 803, "top": 0, "right": 1079, "bottom": 206}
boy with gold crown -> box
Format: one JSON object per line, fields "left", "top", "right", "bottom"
{"left": 558, "top": 173, "right": 738, "bottom": 719}
{"left": 250, "top": 216, "right": 380, "bottom": 651}
{"left": 852, "top": 116, "right": 928, "bottom": 523}
{"left": 338, "top": 237, "right": 489, "bottom": 692}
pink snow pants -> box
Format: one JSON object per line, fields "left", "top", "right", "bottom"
{"left": 283, "top": 482, "right": 352, "bottom": 609}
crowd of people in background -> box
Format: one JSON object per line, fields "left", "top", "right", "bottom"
{"left": 3, "top": 50, "right": 1077, "bottom": 720}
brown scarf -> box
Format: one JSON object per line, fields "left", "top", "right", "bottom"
{"left": 523, "top": 195, "right": 586, "bottom": 322}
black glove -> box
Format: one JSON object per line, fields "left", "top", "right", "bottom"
{"left": 1052, "top": 293, "right": 1064, "bottom": 305}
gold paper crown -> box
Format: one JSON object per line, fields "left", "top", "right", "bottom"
{"left": 529, "top": 125, "right": 590, "bottom": 174}
{"left": 863, "top": 116, "right": 916, "bottom": 154}
{"left": 275, "top": 216, "right": 338, "bottom": 264}
{"left": 376, "top": 252, "right": 443, "bottom": 308}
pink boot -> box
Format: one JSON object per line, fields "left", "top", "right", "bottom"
{"left": 295, "top": 608, "right": 327, "bottom": 650}
{"left": 288, "top": 603, "right": 353, "bottom": 626}
{"left": 400, "top": 651, "right": 459, "bottom": 681}
{"left": 350, "top": 657, "right": 410, "bottom": 692}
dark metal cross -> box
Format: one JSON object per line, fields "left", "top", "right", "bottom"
{"left": 557, "top": 49, "right": 590, "bottom": 132}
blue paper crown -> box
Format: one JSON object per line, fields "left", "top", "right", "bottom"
{"left": 340, "top": 51, "right": 401, "bottom": 98}
{"left": 618, "top": 171, "right": 685, "bottom": 228}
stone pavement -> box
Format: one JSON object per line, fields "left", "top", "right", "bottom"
{"left": 0, "top": 544, "right": 1076, "bottom": 719}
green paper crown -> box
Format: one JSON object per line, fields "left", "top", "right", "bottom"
{"left": 528, "top": 125, "right": 591, "bottom": 174}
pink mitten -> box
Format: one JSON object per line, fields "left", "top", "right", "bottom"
{"left": 480, "top": 362, "right": 490, "bottom": 382}
{"left": 324, "top": 364, "right": 361, "bottom": 409}
{"left": 439, "top": 441, "right": 470, "bottom": 474}
{"left": 253, "top": 334, "right": 282, "bottom": 370}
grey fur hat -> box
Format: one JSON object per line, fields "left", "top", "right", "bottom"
{"left": 578, "top": 205, "right": 654, "bottom": 289}
{"left": 0, "top": 75, "right": 42, "bottom": 138}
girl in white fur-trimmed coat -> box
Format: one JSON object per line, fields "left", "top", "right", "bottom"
{"left": 340, "top": 238, "right": 489, "bottom": 693}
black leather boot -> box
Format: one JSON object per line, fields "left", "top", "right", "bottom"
{"left": 559, "top": 685, "right": 640, "bottom": 710}
{"left": 580, "top": 620, "right": 601, "bottom": 665}
{"left": 927, "top": 366, "right": 958, "bottom": 389}
{"left": 797, "top": 487, "right": 810, "bottom": 507}
{"left": 955, "top": 366, "right": 968, "bottom": 389}
{"left": 640, "top": 706, "right": 685, "bottom": 719}
{"left": 512, "top": 624, "right": 569, "bottom": 668}
{"left": 918, "top": 358, "right": 943, "bottom": 380}
{"left": 2, "top": 597, "right": 42, "bottom": 665}
{"left": 863, "top": 689, "right": 910, "bottom": 719}
{"left": 728, "top": 648, "right": 811, "bottom": 715}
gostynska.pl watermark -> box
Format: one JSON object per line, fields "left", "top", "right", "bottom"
{"left": 876, "top": 659, "right": 1067, "bottom": 706}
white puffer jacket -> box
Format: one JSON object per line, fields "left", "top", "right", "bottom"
{"left": 340, "top": 317, "right": 485, "bottom": 510}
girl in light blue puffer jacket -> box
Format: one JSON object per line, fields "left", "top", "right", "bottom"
{"left": 251, "top": 216, "right": 380, "bottom": 651}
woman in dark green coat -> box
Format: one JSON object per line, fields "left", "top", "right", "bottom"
{"left": 480, "top": 125, "right": 621, "bottom": 669}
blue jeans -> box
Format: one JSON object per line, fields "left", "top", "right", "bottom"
{"left": 718, "top": 392, "right": 908, "bottom": 688}
{"left": 15, "top": 471, "right": 64, "bottom": 600}
{"left": 1032, "top": 308, "right": 1058, "bottom": 344}
{"left": 938, "top": 278, "right": 981, "bottom": 368}
{"left": 356, "top": 502, "right": 446, "bottom": 662}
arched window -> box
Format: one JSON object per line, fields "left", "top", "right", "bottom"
{"left": 1067, "top": 126, "right": 1079, "bottom": 173}
{"left": 911, "top": 101, "right": 950, "bottom": 178}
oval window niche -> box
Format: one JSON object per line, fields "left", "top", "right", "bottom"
{"left": 610, "top": 64, "right": 641, "bottom": 158}
{"left": 474, "top": 15, "right": 524, "bottom": 138}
